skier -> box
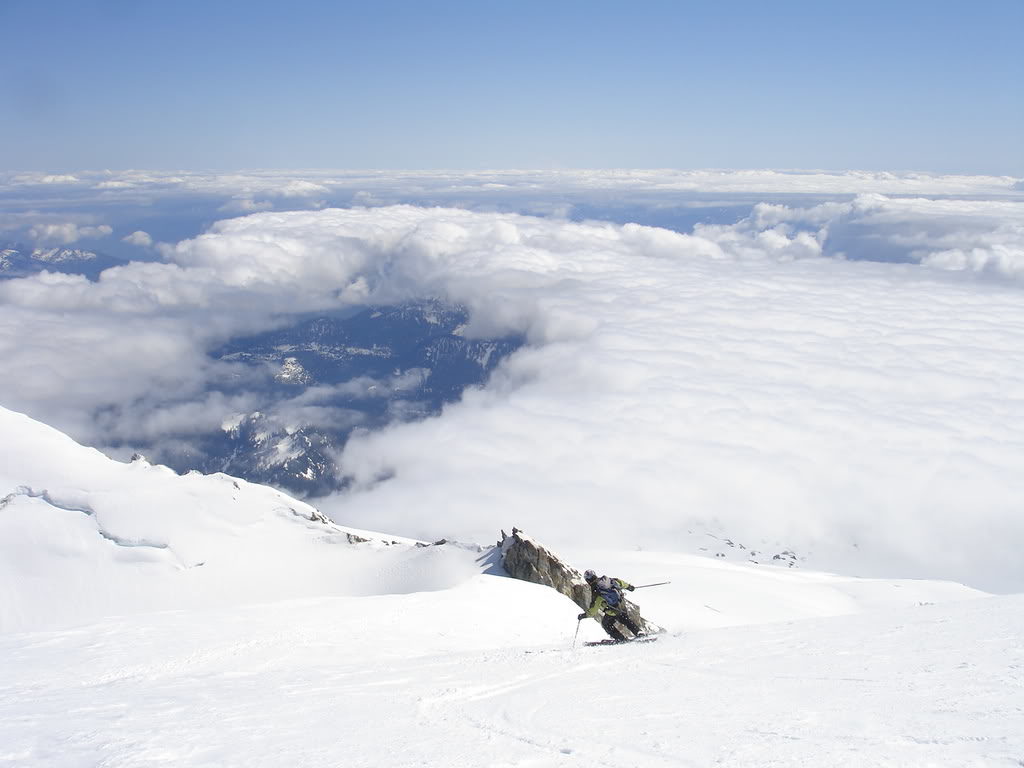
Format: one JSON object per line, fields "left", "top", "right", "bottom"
{"left": 578, "top": 569, "right": 644, "bottom": 641}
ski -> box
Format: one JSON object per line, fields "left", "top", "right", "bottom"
{"left": 583, "top": 635, "right": 659, "bottom": 647}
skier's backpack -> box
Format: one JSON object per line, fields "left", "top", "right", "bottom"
{"left": 596, "top": 583, "right": 622, "bottom": 608}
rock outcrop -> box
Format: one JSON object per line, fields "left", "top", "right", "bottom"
{"left": 498, "top": 528, "right": 661, "bottom": 637}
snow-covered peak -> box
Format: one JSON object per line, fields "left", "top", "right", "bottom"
{"left": 30, "top": 247, "right": 99, "bottom": 264}
{"left": 274, "top": 356, "right": 312, "bottom": 385}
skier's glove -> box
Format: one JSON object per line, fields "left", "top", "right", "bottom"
{"left": 577, "top": 613, "right": 586, "bottom": 620}
{"left": 627, "top": 585, "right": 635, "bottom": 591}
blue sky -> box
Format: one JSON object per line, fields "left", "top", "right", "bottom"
{"left": 2, "top": 0, "right": 1021, "bottom": 174}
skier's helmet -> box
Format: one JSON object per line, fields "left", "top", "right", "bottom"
{"left": 584, "top": 569, "right": 597, "bottom": 582}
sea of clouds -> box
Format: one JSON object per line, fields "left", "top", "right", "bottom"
{"left": 1, "top": 170, "right": 1022, "bottom": 591}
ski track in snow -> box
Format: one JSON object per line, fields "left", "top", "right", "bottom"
{"left": 1, "top": 593, "right": 1021, "bottom": 768}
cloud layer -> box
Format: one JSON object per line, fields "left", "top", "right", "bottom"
{"left": 1, "top": 195, "right": 1023, "bottom": 591}
{"left": 4, "top": 168, "right": 1021, "bottom": 199}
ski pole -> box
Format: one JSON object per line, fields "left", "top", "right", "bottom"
{"left": 572, "top": 618, "right": 582, "bottom": 649}
{"left": 633, "top": 581, "right": 671, "bottom": 589}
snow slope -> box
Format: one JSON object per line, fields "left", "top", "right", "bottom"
{"left": 1, "top": 405, "right": 983, "bottom": 634}
{"left": 2, "top": 405, "right": 1017, "bottom": 766}
{"left": 1, "top": 592, "right": 1020, "bottom": 768}
{"left": 0, "top": 406, "right": 478, "bottom": 633}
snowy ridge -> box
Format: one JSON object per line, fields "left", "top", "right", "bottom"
{"left": 0, "top": 406, "right": 474, "bottom": 633}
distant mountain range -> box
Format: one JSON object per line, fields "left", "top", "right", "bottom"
{"left": 154, "top": 300, "right": 523, "bottom": 496}
{"left": 0, "top": 243, "right": 122, "bottom": 280}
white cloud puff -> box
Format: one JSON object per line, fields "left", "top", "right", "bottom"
{"left": 218, "top": 198, "right": 274, "bottom": 214}
{"left": 94, "top": 180, "right": 137, "bottom": 189}
{"left": 694, "top": 195, "right": 1024, "bottom": 279}
{"left": 1, "top": 202, "right": 1023, "bottom": 593}
{"left": 38, "top": 174, "right": 80, "bottom": 184}
{"left": 277, "top": 180, "right": 330, "bottom": 198}
{"left": 28, "top": 221, "right": 112, "bottom": 245}
{"left": 121, "top": 230, "right": 153, "bottom": 247}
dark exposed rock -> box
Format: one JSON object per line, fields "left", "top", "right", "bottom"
{"left": 415, "top": 538, "right": 453, "bottom": 549}
{"left": 498, "top": 527, "right": 661, "bottom": 636}
{"left": 772, "top": 549, "right": 799, "bottom": 567}
{"left": 703, "top": 532, "right": 800, "bottom": 568}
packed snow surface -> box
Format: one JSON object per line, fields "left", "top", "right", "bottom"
{"left": 2, "top": 591, "right": 1020, "bottom": 768}
{"left": 3, "top": 405, "right": 1019, "bottom": 766}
